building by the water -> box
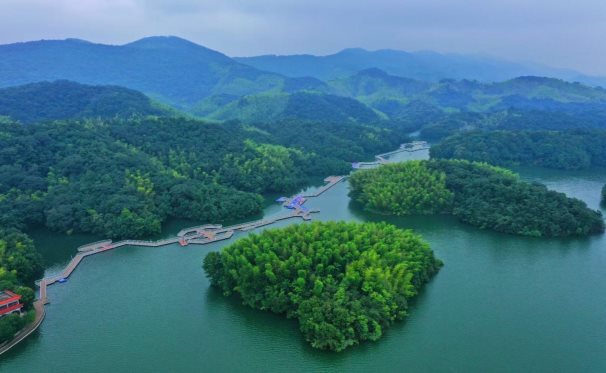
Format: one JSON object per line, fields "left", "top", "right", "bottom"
{"left": 0, "top": 290, "right": 23, "bottom": 317}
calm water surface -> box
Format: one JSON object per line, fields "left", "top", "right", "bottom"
{"left": 2, "top": 150, "right": 605, "bottom": 372}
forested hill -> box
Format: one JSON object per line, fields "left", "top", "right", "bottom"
{"left": 235, "top": 48, "right": 606, "bottom": 86}
{"left": 194, "top": 74, "right": 606, "bottom": 126}
{"left": 0, "top": 80, "right": 170, "bottom": 123}
{"left": 430, "top": 130, "right": 606, "bottom": 170}
{"left": 0, "top": 116, "right": 405, "bottom": 239}
{"left": 3, "top": 36, "right": 606, "bottom": 119}
{"left": 204, "top": 221, "right": 442, "bottom": 351}
{"left": 0, "top": 37, "right": 327, "bottom": 109}
{"left": 199, "top": 91, "right": 382, "bottom": 123}
{"left": 329, "top": 70, "right": 606, "bottom": 115}
{"left": 349, "top": 160, "right": 604, "bottom": 237}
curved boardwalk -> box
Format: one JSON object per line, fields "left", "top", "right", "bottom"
{"left": 1, "top": 143, "right": 423, "bottom": 355}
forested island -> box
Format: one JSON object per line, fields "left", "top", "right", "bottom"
{"left": 203, "top": 221, "right": 442, "bottom": 351}
{"left": 430, "top": 130, "right": 606, "bottom": 170}
{"left": 349, "top": 160, "right": 605, "bottom": 237}
{"left": 1, "top": 42, "right": 606, "bottom": 357}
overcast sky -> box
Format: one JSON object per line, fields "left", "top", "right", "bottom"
{"left": 1, "top": 0, "right": 605, "bottom": 75}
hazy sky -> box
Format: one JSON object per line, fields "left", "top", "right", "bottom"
{"left": 1, "top": 0, "right": 605, "bottom": 75}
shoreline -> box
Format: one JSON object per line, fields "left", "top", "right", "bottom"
{"left": 0, "top": 143, "right": 426, "bottom": 356}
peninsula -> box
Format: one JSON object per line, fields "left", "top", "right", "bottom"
{"left": 349, "top": 160, "right": 605, "bottom": 237}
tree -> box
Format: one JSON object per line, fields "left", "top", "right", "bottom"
{"left": 349, "top": 160, "right": 605, "bottom": 238}
{"left": 203, "top": 221, "right": 442, "bottom": 351}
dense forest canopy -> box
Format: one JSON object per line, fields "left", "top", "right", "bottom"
{"left": 349, "top": 161, "right": 453, "bottom": 215}
{"left": 349, "top": 160, "right": 605, "bottom": 237}
{"left": 0, "top": 80, "right": 170, "bottom": 124}
{"left": 203, "top": 221, "right": 442, "bottom": 351}
{"left": 414, "top": 109, "right": 606, "bottom": 142}
{"left": 0, "top": 115, "right": 404, "bottom": 239}
{"left": 430, "top": 130, "right": 606, "bottom": 170}
{"left": 201, "top": 92, "right": 383, "bottom": 124}
{"left": 330, "top": 71, "right": 606, "bottom": 115}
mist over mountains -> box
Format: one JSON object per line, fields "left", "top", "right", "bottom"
{"left": 1, "top": 36, "right": 605, "bottom": 123}
{"left": 236, "top": 48, "right": 606, "bottom": 87}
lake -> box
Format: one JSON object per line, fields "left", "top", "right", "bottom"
{"left": 2, "top": 150, "right": 605, "bottom": 372}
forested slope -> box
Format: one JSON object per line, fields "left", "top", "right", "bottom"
{"left": 0, "top": 80, "right": 170, "bottom": 123}
{"left": 349, "top": 160, "right": 604, "bottom": 237}
{"left": 431, "top": 130, "right": 606, "bottom": 170}
{"left": 0, "top": 115, "right": 405, "bottom": 239}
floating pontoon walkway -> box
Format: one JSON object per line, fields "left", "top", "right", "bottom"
{"left": 0, "top": 143, "right": 428, "bottom": 356}
{"left": 36, "top": 208, "right": 320, "bottom": 305}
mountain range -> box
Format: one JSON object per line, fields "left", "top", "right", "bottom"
{"left": 0, "top": 36, "right": 324, "bottom": 109}
{"left": 1, "top": 36, "right": 605, "bottom": 123}
{"left": 235, "top": 48, "right": 606, "bottom": 87}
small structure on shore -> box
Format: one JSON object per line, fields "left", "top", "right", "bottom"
{"left": 0, "top": 290, "right": 23, "bottom": 317}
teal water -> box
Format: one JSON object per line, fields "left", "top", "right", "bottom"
{"left": 1, "top": 151, "right": 605, "bottom": 372}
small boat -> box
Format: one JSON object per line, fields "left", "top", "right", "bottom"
{"left": 58, "top": 278, "right": 67, "bottom": 283}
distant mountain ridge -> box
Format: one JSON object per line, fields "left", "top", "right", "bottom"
{"left": 1, "top": 36, "right": 606, "bottom": 122}
{"left": 235, "top": 48, "right": 606, "bottom": 88}
{"left": 326, "top": 69, "right": 606, "bottom": 117}
{"left": 0, "top": 36, "right": 310, "bottom": 109}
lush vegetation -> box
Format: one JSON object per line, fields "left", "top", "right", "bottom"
{"left": 203, "top": 221, "right": 442, "bottom": 351}
{"left": 0, "top": 80, "right": 170, "bottom": 124}
{"left": 602, "top": 184, "right": 606, "bottom": 206}
{"left": 349, "top": 161, "right": 453, "bottom": 214}
{"left": 328, "top": 70, "right": 606, "bottom": 120}
{"left": 350, "top": 160, "right": 605, "bottom": 237}
{"left": 0, "top": 311, "right": 35, "bottom": 344}
{"left": 0, "top": 114, "right": 404, "bottom": 239}
{"left": 431, "top": 130, "right": 606, "bottom": 170}
{"left": 0, "top": 229, "right": 43, "bottom": 287}
{"left": 203, "top": 92, "right": 381, "bottom": 124}
{"left": 0, "top": 228, "right": 43, "bottom": 344}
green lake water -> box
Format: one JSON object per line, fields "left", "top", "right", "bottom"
{"left": 1, "top": 150, "right": 605, "bottom": 372}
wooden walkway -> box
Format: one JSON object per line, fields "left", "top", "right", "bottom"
{"left": 302, "top": 176, "right": 345, "bottom": 198}
{"left": 0, "top": 143, "right": 427, "bottom": 355}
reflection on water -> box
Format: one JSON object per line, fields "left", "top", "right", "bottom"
{"left": 3, "top": 153, "right": 606, "bottom": 372}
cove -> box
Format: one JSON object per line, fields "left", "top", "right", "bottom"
{"left": 1, "top": 149, "right": 605, "bottom": 372}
